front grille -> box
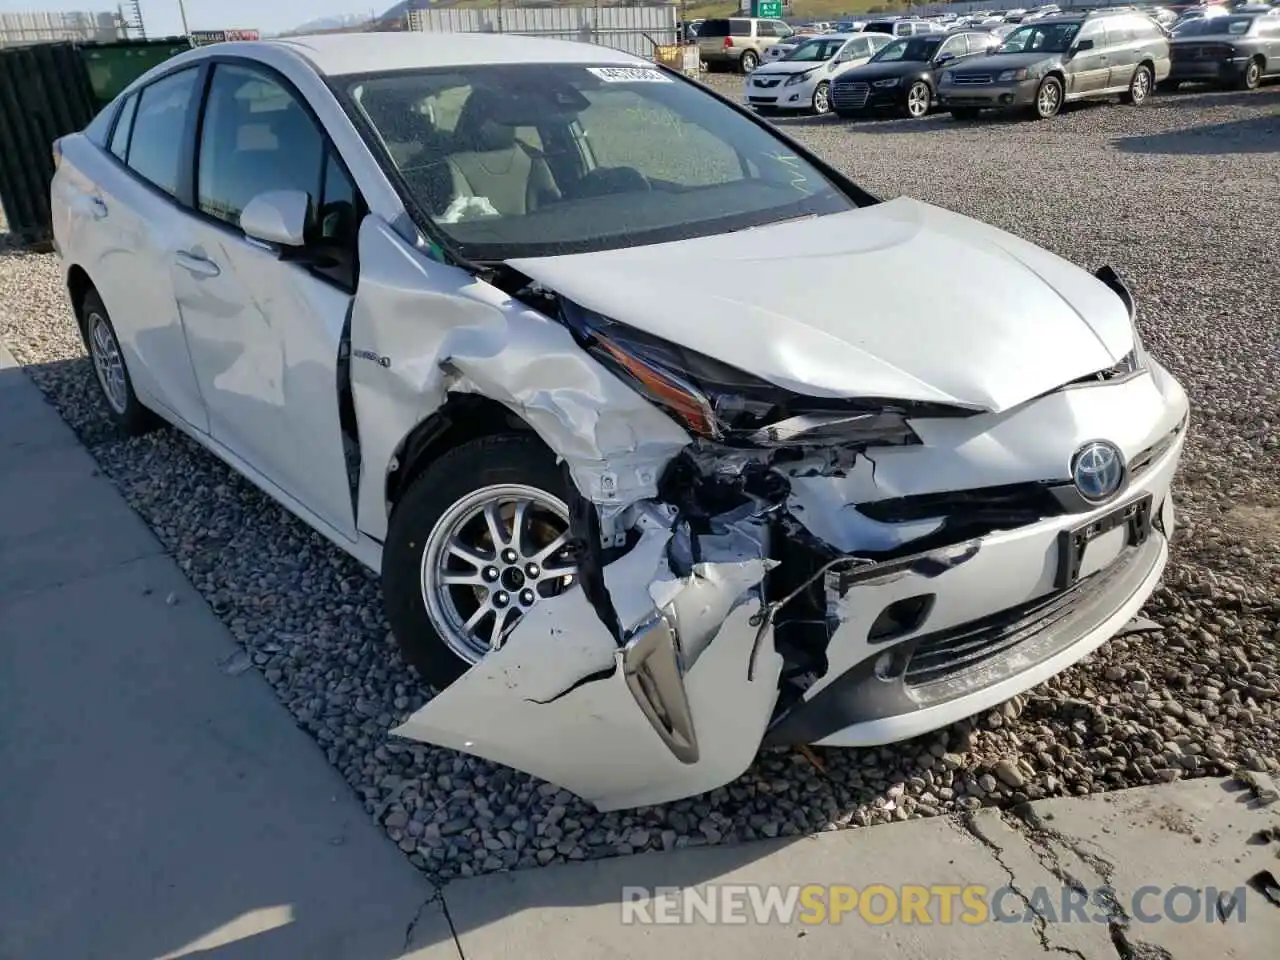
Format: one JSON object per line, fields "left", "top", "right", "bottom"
{"left": 856, "top": 482, "right": 1065, "bottom": 526}
{"left": 904, "top": 542, "right": 1143, "bottom": 690}
{"left": 832, "top": 81, "right": 870, "bottom": 108}
{"left": 753, "top": 76, "right": 782, "bottom": 88}
{"left": 951, "top": 73, "right": 993, "bottom": 85}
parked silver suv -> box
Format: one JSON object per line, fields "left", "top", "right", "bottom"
{"left": 697, "top": 17, "right": 797, "bottom": 72}
{"left": 937, "top": 10, "right": 1172, "bottom": 119}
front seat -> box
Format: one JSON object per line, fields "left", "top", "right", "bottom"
{"left": 446, "top": 89, "right": 560, "bottom": 216}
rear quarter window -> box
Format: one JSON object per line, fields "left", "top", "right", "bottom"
{"left": 699, "top": 19, "right": 752, "bottom": 37}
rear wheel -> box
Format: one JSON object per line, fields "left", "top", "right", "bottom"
{"left": 1236, "top": 58, "right": 1262, "bottom": 91}
{"left": 904, "top": 80, "right": 931, "bottom": 118}
{"left": 812, "top": 81, "right": 831, "bottom": 115}
{"left": 81, "top": 290, "right": 157, "bottom": 436}
{"left": 1031, "top": 76, "right": 1063, "bottom": 119}
{"left": 740, "top": 50, "right": 759, "bottom": 73}
{"left": 382, "top": 435, "right": 580, "bottom": 691}
{"left": 1120, "top": 64, "right": 1152, "bottom": 105}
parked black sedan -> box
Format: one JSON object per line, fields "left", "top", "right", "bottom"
{"left": 830, "top": 31, "right": 1002, "bottom": 119}
{"left": 1165, "top": 13, "right": 1280, "bottom": 89}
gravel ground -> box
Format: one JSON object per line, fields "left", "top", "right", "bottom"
{"left": 2, "top": 83, "right": 1278, "bottom": 883}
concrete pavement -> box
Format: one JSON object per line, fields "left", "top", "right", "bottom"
{"left": 3, "top": 344, "right": 1277, "bottom": 960}
{"left": 0, "top": 345, "right": 458, "bottom": 959}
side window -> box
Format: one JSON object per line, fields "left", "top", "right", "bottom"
{"left": 197, "top": 63, "right": 361, "bottom": 264}
{"left": 197, "top": 64, "right": 325, "bottom": 229}
{"left": 127, "top": 68, "right": 200, "bottom": 196}
{"left": 756, "top": 21, "right": 776, "bottom": 38}
{"left": 110, "top": 93, "right": 138, "bottom": 161}
{"left": 1077, "top": 22, "right": 1106, "bottom": 48}
{"left": 772, "top": 21, "right": 793, "bottom": 38}
{"left": 938, "top": 35, "right": 967, "bottom": 58}
{"left": 730, "top": 20, "right": 751, "bottom": 37}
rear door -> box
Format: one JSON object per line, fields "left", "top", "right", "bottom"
{"left": 1104, "top": 17, "right": 1140, "bottom": 87}
{"left": 63, "top": 68, "right": 211, "bottom": 433}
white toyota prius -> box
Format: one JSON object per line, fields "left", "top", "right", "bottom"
{"left": 51, "top": 33, "right": 1189, "bottom": 811}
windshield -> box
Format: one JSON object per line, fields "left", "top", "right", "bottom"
{"left": 346, "top": 64, "right": 856, "bottom": 261}
{"left": 785, "top": 37, "right": 848, "bottom": 60}
{"left": 1173, "top": 15, "right": 1253, "bottom": 35}
{"left": 871, "top": 37, "right": 943, "bottom": 61}
{"left": 998, "top": 21, "right": 1082, "bottom": 53}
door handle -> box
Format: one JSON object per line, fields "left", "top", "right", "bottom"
{"left": 175, "top": 250, "right": 221, "bottom": 278}
{"left": 88, "top": 196, "right": 108, "bottom": 219}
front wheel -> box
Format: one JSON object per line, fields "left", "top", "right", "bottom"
{"left": 1031, "top": 76, "right": 1063, "bottom": 119}
{"left": 382, "top": 434, "right": 581, "bottom": 691}
{"left": 904, "top": 80, "right": 931, "bottom": 119}
{"left": 1120, "top": 64, "right": 1152, "bottom": 105}
{"left": 740, "top": 50, "right": 759, "bottom": 73}
{"left": 1237, "top": 58, "right": 1262, "bottom": 91}
{"left": 812, "top": 81, "right": 831, "bottom": 115}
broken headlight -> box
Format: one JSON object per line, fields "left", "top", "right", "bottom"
{"left": 561, "top": 303, "right": 942, "bottom": 448}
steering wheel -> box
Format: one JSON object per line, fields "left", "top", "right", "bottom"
{"left": 575, "top": 166, "right": 653, "bottom": 198}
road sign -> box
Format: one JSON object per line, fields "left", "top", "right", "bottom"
{"left": 752, "top": 0, "right": 783, "bottom": 17}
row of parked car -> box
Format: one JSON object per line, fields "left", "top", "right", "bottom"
{"left": 736, "top": 7, "right": 1280, "bottom": 121}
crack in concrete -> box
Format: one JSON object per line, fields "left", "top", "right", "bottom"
{"left": 438, "top": 888, "right": 468, "bottom": 960}
{"left": 403, "top": 887, "right": 447, "bottom": 955}
{"left": 1006, "top": 803, "right": 1175, "bottom": 960}
{"left": 952, "top": 813, "right": 1087, "bottom": 959}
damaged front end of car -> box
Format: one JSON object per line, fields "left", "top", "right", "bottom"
{"left": 358, "top": 217, "right": 1183, "bottom": 812}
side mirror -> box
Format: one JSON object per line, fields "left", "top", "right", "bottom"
{"left": 935, "top": 52, "right": 956, "bottom": 65}
{"left": 240, "top": 189, "right": 310, "bottom": 249}
{"left": 1073, "top": 38, "right": 1095, "bottom": 53}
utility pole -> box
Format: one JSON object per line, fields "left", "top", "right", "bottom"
{"left": 177, "top": 0, "right": 190, "bottom": 35}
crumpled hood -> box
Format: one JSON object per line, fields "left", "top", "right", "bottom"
{"left": 507, "top": 197, "right": 1134, "bottom": 414}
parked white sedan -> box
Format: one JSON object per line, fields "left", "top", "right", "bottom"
{"left": 747, "top": 33, "right": 891, "bottom": 113}
{"left": 52, "top": 33, "right": 1188, "bottom": 812}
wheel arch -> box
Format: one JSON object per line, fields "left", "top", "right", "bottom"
{"left": 65, "top": 263, "right": 95, "bottom": 341}
{"left": 385, "top": 393, "right": 541, "bottom": 516}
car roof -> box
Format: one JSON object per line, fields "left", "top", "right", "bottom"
{"left": 258, "top": 31, "right": 646, "bottom": 77}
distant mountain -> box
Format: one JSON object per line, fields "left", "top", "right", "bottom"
{"left": 288, "top": 12, "right": 375, "bottom": 34}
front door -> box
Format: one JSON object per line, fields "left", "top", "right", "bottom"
{"left": 1068, "top": 22, "right": 1112, "bottom": 94}
{"left": 170, "top": 61, "right": 361, "bottom": 539}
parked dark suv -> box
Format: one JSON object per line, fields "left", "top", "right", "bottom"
{"left": 937, "top": 10, "right": 1173, "bottom": 119}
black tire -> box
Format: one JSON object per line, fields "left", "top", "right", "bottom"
{"left": 382, "top": 434, "right": 575, "bottom": 691}
{"left": 740, "top": 50, "right": 759, "bottom": 73}
{"left": 80, "top": 289, "right": 158, "bottom": 436}
{"left": 1031, "top": 75, "right": 1063, "bottom": 119}
{"left": 1157, "top": 79, "right": 1181, "bottom": 93}
{"left": 1237, "top": 58, "right": 1262, "bottom": 91}
{"left": 1120, "top": 64, "right": 1152, "bottom": 105}
{"left": 949, "top": 107, "right": 981, "bottom": 121}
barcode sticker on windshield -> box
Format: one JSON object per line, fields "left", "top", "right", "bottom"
{"left": 587, "top": 66, "right": 672, "bottom": 83}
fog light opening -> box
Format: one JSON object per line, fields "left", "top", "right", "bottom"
{"left": 868, "top": 594, "right": 935, "bottom": 645}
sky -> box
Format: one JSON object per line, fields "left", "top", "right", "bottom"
{"left": 0, "top": 0, "right": 385, "bottom": 36}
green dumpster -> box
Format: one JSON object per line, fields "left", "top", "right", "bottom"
{"left": 76, "top": 37, "right": 194, "bottom": 108}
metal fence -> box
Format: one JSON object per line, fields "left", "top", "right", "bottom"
{"left": 0, "top": 10, "right": 120, "bottom": 48}
{"left": 802, "top": 0, "right": 1157, "bottom": 19}
{"left": 407, "top": 5, "right": 679, "bottom": 59}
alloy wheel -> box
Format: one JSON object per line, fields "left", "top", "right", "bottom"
{"left": 813, "top": 82, "right": 830, "bottom": 115}
{"left": 87, "top": 311, "right": 128, "bottom": 415}
{"left": 1131, "top": 67, "right": 1151, "bottom": 104}
{"left": 420, "top": 484, "right": 578, "bottom": 662}
{"left": 907, "top": 81, "right": 930, "bottom": 118}
{"left": 1037, "top": 78, "right": 1062, "bottom": 118}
